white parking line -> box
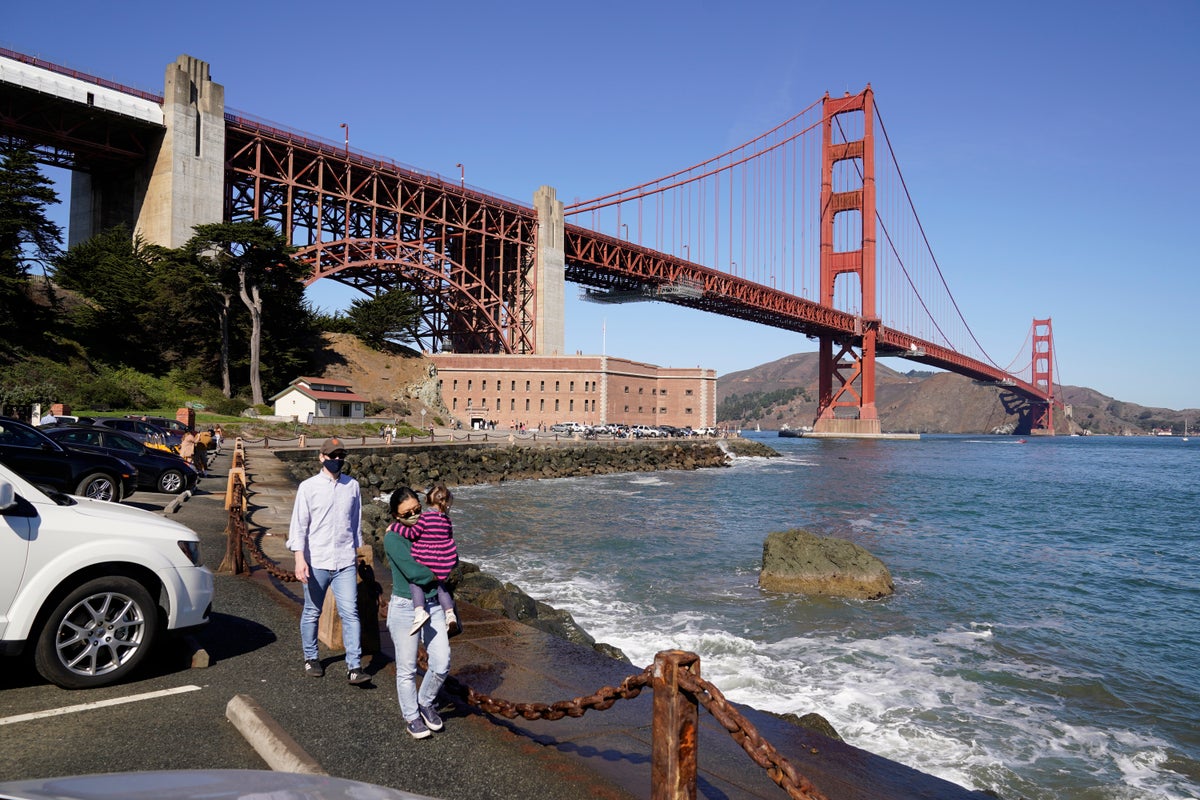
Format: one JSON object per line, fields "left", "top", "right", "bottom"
{"left": 0, "top": 685, "right": 202, "bottom": 726}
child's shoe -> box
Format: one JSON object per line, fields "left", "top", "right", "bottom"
{"left": 444, "top": 608, "right": 458, "bottom": 629}
{"left": 409, "top": 607, "right": 430, "bottom": 635}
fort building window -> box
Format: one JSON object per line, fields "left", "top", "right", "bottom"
{"left": 510, "top": 399, "right": 516, "bottom": 411}
{"left": 525, "top": 399, "right": 530, "bottom": 411}
{"left": 540, "top": 380, "right": 545, "bottom": 391}
{"left": 453, "top": 380, "right": 458, "bottom": 391}
{"left": 511, "top": 380, "right": 516, "bottom": 391}
{"left": 570, "top": 381, "right": 575, "bottom": 392}
{"left": 453, "top": 398, "right": 458, "bottom": 409}
{"left": 685, "top": 389, "right": 694, "bottom": 396}
{"left": 482, "top": 380, "right": 487, "bottom": 391}
{"left": 569, "top": 399, "right": 574, "bottom": 411}
{"left": 555, "top": 381, "right": 560, "bottom": 392}
{"left": 526, "top": 380, "right": 531, "bottom": 391}
{"left": 555, "top": 399, "right": 560, "bottom": 411}
{"left": 468, "top": 379, "right": 472, "bottom": 391}
{"left": 540, "top": 399, "right": 545, "bottom": 411}
{"left": 685, "top": 407, "right": 693, "bottom": 414}
{"left": 624, "top": 386, "right": 629, "bottom": 393}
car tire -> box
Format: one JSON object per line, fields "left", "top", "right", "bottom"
{"left": 157, "top": 469, "right": 186, "bottom": 494}
{"left": 33, "top": 576, "right": 160, "bottom": 689}
{"left": 75, "top": 472, "right": 120, "bottom": 502}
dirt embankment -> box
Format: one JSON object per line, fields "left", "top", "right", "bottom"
{"left": 308, "top": 332, "right": 447, "bottom": 424}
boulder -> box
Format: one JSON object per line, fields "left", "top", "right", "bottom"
{"left": 759, "top": 529, "right": 894, "bottom": 599}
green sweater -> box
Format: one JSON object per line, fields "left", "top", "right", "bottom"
{"left": 384, "top": 528, "right": 438, "bottom": 595}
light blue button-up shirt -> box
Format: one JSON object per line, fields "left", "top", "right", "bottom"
{"left": 286, "top": 469, "right": 362, "bottom": 570}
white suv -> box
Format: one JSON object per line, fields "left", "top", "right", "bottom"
{"left": 0, "top": 462, "right": 213, "bottom": 688}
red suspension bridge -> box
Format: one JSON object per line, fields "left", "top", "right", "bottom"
{"left": 0, "top": 50, "right": 1062, "bottom": 434}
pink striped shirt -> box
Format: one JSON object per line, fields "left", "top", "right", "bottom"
{"left": 404, "top": 509, "right": 458, "bottom": 580}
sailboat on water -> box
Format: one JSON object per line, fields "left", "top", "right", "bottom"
{"left": 1184, "top": 419, "right": 1190, "bottom": 443}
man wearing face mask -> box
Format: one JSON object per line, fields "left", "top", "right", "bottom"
{"left": 286, "top": 436, "right": 370, "bottom": 684}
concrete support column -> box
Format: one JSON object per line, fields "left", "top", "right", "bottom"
{"left": 138, "top": 55, "right": 226, "bottom": 248}
{"left": 533, "top": 185, "right": 565, "bottom": 356}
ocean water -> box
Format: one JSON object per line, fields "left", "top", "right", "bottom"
{"left": 449, "top": 433, "right": 1200, "bottom": 799}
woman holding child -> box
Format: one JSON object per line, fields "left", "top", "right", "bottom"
{"left": 384, "top": 486, "right": 452, "bottom": 740}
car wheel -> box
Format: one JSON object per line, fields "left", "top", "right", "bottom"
{"left": 157, "top": 469, "right": 186, "bottom": 494}
{"left": 75, "top": 472, "right": 119, "bottom": 502}
{"left": 33, "top": 576, "right": 160, "bottom": 689}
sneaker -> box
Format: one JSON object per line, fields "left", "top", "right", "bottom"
{"left": 304, "top": 659, "right": 324, "bottom": 678}
{"left": 418, "top": 704, "right": 444, "bottom": 732}
{"left": 445, "top": 608, "right": 461, "bottom": 638}
{"left": 406, "top": 717, "right": 431, "bottom": 739}
{"left": 409, "top": 607, "right": 430, "bottom": 635}
{"left": 347, "top": 667, "right": 370, "bottom": 685}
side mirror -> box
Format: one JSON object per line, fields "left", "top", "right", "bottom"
{"left": 0, "top": 479, "right": 15, "bottom": 512}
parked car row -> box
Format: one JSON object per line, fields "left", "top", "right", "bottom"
{"left": 545, "top": 422, "right": 718, "bottom": 439}
{"left": 0, "top": 416, "right": 200, "bottom": 503}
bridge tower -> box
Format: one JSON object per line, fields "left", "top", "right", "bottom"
{"left": 813, "top": 88, "right": 881, "bottom": 435}
{"left": 1030, "top": 318, "right": 1055, "bottom": 434}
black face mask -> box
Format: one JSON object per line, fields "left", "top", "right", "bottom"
{"left": 324, "top": 458, "right": 345, "bottom": 475}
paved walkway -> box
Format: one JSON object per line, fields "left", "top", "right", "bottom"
{"left": 230, "top": 441, "right": 991, "bottom": 800}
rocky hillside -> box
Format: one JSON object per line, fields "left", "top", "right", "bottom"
{"left": 717, "top": 352, "right": 1195, "bottom": 436}
{"left": 310, "top": 332, "right": 448, "bottom": 425}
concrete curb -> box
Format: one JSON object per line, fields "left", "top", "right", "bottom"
{"left": 162, "top": 489, "right": 192, "bottom": 515}
{"left": 225, "top": 694, "right": 327, "bottom": 775}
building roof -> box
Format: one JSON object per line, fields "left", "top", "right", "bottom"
{"left": 270, "top": 378, "right": 368, "bottom": 404}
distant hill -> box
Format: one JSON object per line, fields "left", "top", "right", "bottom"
{"left": 716, "top": 352, "right": 1196, "bottom": 435}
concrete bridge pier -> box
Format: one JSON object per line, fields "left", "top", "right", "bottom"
{"left": 69, "top": 55, "right": 225, "bottom": 249}
{"left": 533, "top": 185, "right": 565, "bottom": 356}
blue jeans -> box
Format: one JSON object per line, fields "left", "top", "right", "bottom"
{"left": 300, "top": 564, "right": 361, "bottom": 669}
{"left": 387, "top": 594, "right": 450, "bottom": 722}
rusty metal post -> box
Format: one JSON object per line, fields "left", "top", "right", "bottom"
{"left": 263, "top": 436, "right": 269, "bottom": 448}
{"left": 651, "top": 650, "right": 700, "bottom": 800}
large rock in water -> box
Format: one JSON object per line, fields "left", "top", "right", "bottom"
{"left": 759, "top": 529, "right": 894, "bottom": 599}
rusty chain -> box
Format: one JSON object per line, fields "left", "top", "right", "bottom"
{"left": 227, "top": 456, "right": 826, "bottom": 799}
{"left": 435, "top": 658, "right": 652, "bottom": 721}
{"left": 227, "top": 467, "right": 299, "bottom": 582}
{"left": 676, "top": 669, "right": 830, "bottom": 800}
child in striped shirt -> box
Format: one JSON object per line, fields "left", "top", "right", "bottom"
{"left": 405, "top": 484, "right": 460, "bottom": 635}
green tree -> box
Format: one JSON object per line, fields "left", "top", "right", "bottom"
{"left": 0, "top": 144, "right": 62, "bottom": 348}
{"left": 346, "top": 289, "right": 421, "bottom": 350}
{"left": 185, "top": 221, "right": 312, "bottom": 404}
{"left": 52, "top": 224, "right": 166, "bottom": 370}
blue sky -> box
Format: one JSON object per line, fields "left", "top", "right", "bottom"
{"left": 6, "top": 1, "right": 1198, "bottom": 410}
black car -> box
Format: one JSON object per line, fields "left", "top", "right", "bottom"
{"left": 0, "top": 417, "right": 137, "bottom": 501}
{"left": 44, "top": 426, "right": 198, "bottom": 495}
{"left": 92, "top": 417, "right": 182, "bottom": 447}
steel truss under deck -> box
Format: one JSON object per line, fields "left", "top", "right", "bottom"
{"left": 224, "top": 120, "right": 538, "bottom": 355}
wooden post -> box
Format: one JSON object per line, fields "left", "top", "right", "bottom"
{"left": 317, "top": 545, "right": 380, "bottom": 660}
{"left": 651, "top": 650, "right": 700, "bottom": 800}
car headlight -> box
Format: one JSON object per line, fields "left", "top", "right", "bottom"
{"left": 177, "top": 540, "right": 203, "bottom": 566}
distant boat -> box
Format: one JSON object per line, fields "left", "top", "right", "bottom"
{"left": 1185, "top": 419, "right": 1190, "bottom": 443}
{"left": 779, "top": 424, "right": 813, "bottom": 438}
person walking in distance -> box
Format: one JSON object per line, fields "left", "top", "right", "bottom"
{"left": 384, "top": 487, "right": 450, "bottom": 738}
{"left": 403, "top": 484, "right": 460, "bottom": 635}
{"left": 286, "top": 437, "right": 370, "bottom": 684}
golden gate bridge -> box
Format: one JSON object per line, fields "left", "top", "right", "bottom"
{"left": 0, "top": 48, "right": 1062, "bottom": 434}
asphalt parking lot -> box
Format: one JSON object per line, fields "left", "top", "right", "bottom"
{"left": 0, "top": 452, "right": 636, "bottom": 800}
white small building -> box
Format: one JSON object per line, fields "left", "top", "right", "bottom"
{"left": 270, "top": 377, "right": 368, "bottom": 422}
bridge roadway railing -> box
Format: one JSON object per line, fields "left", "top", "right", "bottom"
{"left": 218, "top": 437, "right": 830, "bottom": 800}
